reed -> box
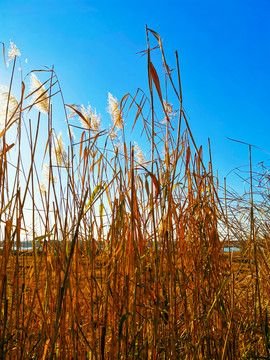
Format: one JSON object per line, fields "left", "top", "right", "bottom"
{"left": 0, "top": 29, "right": 269, "bottom": 359}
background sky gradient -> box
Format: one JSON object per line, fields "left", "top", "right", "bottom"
{"left": 1, "top": 0, "right": 269, "bottom": 192}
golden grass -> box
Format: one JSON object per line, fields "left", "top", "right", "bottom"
{"left": 0, "top": 29, "right": 269, "bottom": 359}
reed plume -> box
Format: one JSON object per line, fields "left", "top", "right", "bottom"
{"left": 134, "top": 141, "right": 146, "bottom": 165}
{"left": 29, "top": 73, "right": 50, "bottom": 114}
{"left": 69, "top": 103, "right": 101, "bottom": 131}
{"left": 107, "top": 92, "right": 124, "bottom": 130}
{"left": 0, "top": 86, "right": 19, "bottom": 128}
{"left": 7, "top": 41, "right": 21, "bottom": 66}
{"left": 53, "top": 131, "right": 70, "bottom": 168}
{"left": 42, "top": 163, "right": 58, "bottom": 183}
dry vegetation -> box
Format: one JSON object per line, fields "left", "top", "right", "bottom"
{"left": 0, "top": 29, "right": 270, "bottom": 359}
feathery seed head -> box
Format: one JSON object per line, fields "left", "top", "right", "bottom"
{"left": 134, "top": 141, "right": 146, "bottom": 165}
{"left": 162, "top": 100, "right": 176, "bottom": 123}
{"left": 7, "top": 42, "right": 21, "bottom": 64}
{"left": 53, "top": 132, "right": 70, "bottom": 168}
{"left": 89, "top": 107, "right": 101, "bottom": 132}
{"left": 29, "top": 73, "right": 50, "bottom": 114}
{"left": 83, "top": 104, "right": 101, "bottom": 131}
{"left": 69, "top": 103, "right": 101, "bottom": 131}
{"left": 43, "top": 164, "right": 58, "bottom": 183}
{"left": 0, "top": 87, "right": 19, "bottom": 129}
{"left": 107, "top": 92, "right": 124, "bottom": 130}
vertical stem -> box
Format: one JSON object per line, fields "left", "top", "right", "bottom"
{"left": 145, "top": 24, "right": 159, "bottom": 353}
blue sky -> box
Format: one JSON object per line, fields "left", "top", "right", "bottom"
{"left": 1, "top": 0, "right": 270, "bottom": 191}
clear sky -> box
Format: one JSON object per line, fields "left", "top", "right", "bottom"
{"left": 1, "top": 0, "right": 270, "bottom": 192}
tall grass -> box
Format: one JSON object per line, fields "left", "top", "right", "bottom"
{"left": 0, "top": 28, "right": 269, "bottom": 359}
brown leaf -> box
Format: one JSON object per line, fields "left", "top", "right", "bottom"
{"left": 185, "top": 145, "right": 191, "bottom": 173}
{"left": 150, "top": 62, "right": 163, "bottom": 104}
{"left": 79, "top": 131, "right": 85, "bottom": 162}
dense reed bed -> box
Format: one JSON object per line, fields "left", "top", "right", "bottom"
{"left": 0, "top": 29, "right": 269, "bottom": 359}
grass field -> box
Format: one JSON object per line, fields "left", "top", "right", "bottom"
{"left": 0, "top": 29, "right": 270, "bottom": 359}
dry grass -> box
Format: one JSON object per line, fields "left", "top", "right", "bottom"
{"left": 0, "top": 29, "right": 269, "bottom": 359}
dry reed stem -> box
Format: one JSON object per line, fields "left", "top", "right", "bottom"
{"left": 0, "top": 31, "right": 269, "bottom": 360}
